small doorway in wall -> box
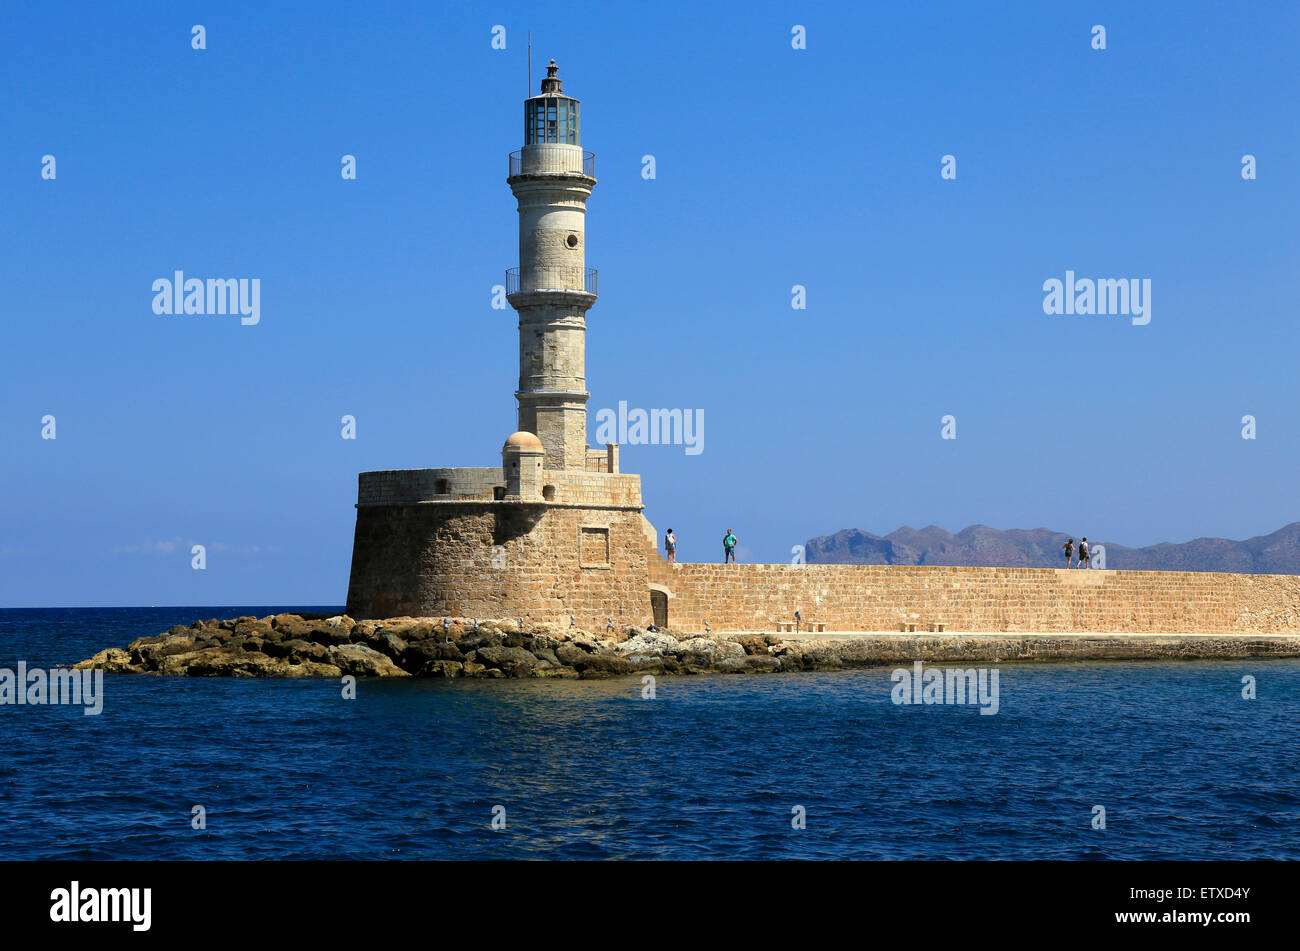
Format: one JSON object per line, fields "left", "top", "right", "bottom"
{"left": 650, "top": 589, "right": 668, "bottom": 629}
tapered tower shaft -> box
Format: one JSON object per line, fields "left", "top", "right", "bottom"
{"left": 506, "top": 60, "right": 597, "bottom": 470}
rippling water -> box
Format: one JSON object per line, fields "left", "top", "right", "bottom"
{"left": 2, "top": 607, "right": 1297, "bottom": 859}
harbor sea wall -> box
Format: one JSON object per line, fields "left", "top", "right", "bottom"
{"left": 649, "top": 563, "right": 1300, "bottom": 634}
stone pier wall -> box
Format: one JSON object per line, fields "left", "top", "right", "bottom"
{"left": 654, "top": 563, "right": 1300, "bottom": 634}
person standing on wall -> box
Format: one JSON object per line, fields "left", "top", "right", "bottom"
{"left": 665, "top": 528, "right": 677, "bottom": 564}
{"left": 1078, "top": 537, "right": 1090, "bottom": 569}
{"left": 1063, "top": 538, "right": 1075, "bottom": 569}
{"left": 723, "top": 529, "right": 738, "bottom": 564}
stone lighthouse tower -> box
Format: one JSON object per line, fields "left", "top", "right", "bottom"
{"left": 507, "top": 60, "right": 597, "bottom": 471}
{"left": 344, "top": 60, "right": 662, "bottom": 630}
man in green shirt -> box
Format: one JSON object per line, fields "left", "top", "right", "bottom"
{"left": 723, "top": 529, "right": 738, "bottom": 564}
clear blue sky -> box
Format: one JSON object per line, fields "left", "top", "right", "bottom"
{"left": 3, "top": 1, "right": 1297, "bottom": 606}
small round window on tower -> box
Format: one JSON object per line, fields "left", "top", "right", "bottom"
{"left": 565, "top": 233, "right": 579, "bottom": 249}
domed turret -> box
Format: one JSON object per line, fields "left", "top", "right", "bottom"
{"left": 503, "top": 431, "right": 544, "bottom": 451}
{"left": 502, "top": 431, "right": 545, "bottom": 499}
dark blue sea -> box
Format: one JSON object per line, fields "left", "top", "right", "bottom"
{"left": 2, "top": 607, "right": 1297, "bottom": 860}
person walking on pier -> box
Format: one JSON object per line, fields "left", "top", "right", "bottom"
{"left": 1063, "top": 538, "right": 1075, "bottom": 568}
{"left": 1078, "top": 537, "right": 1090, "bottom": 569}
{"left": 665, "top": 528, "right": 677, "bottom": 564}
{"left": 723, "top": 529, "right": 738, "bottom": 564}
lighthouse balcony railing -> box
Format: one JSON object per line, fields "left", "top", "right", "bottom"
{"left": 509, "top": 149, "right": 596, "bottom": 178}
{"left": 506, "top": 267, "right": 598, "bottom": 295}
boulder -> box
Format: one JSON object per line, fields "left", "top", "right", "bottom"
{"left": 571, "top": 653, "right": 634, "bottom": 677}
{"left": 622, "top": 654, "right": 665, "bottom": 672}
{"left": 473, "top": 645, "right": 538, "bottom": 677}
{"left": 531, "top": 666, "right": 580, "bottom": 679}
{"left": 304, "top": 622, "right": 352, "bottom": 646}
{"left": 181, "top": 649, "right": 282, "bottom": 678}
{"left": 328, "top": 644, "right": 410, "bottom": 677}
{"left": 615, "top": 630, "right": 681, "bottom": 656}
{"left": 72, "top": 647, "right": 135, "bottom": 673}
{"left": 233, "top": 618, "right": 274, "bottom": 639}
{"left": 716, "top": 655, "right": 781, "bottom": 673}
{"left": 458, "top": 631, "right": 505, "bottom": 653}
{"left": 358, "top": 630, "right": 408, "bottom": 660}
{"left": 555, "top": 643, "right": 592, "bottom": 667}
{"left": 281, "top": 660, "right": 344, "bottom": 678}
{"left": 678, "top": 637, "right": 746, "bottom": 661}
{"left": 422, "top": 660, "right": 464, "bottom": 678}
{"left": 403, "top": 640, "right": 466, "bottom": 671}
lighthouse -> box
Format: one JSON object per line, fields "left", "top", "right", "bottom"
{"left": 506, "top": 60, "right": 597, "bottom": 471}
{"left": 345, "top": 60, "right": 662, "bottom": 630}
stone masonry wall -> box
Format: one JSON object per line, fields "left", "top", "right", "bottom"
{"left": 346, "top": 500, "right": 653, "bottom": 629}
{"left": 654, "top": 563, "right": 1300, "bottom": 634}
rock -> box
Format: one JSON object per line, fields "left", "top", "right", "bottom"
{"left": 461, "top": 662, "right": 487, "bottom": 677}
{"left": 422, "top": 660, "right": 464, "bottom": 678}
{"left": 458, "top": 631, "right": 505, "bottom": 653}
{"left": 401, "top": 639, "right": 466, "bottom": 672}
{"left": 328, "top": 644, "right": 410, "bottom": 677}
{"left": 531, "top": 647, "right": 560, "bottom": 665}
{"left": 716, "top": 655, "right": 781, "bottom": 673}
{"left": 73, "top": 647, "right": 135, "bottom": 673}
{"left": 736, "top": 634, "right": 770, "bottom": 656}
{"left": 529, "top": 633, "right": 560, "bottom": 651}
{"left": 360, "top": 631, "right": 408, "bottom": 660}
{"left": 531, "top": 666, "right": 580, "bottom": 679}
{"left": 623, "top": 654, "right": 665, "bottom": 671}
{"left": 287, "top": 639, "right": 330, "bottom": 662}
{"left": 555, "top": 643, "right": 592, "bottom": 667}
{"left": 678, "top": 637, "right": 746, "bottom": 661}
{"left": 233, "top": 618, "right": 274, "bottom": 639}
{"left": 371, "top": 619, "right": 426, "bottom": 643}
{"left": 800, "top": 646, "right": 844, "bottom": 669}
{"left": 306, "top": 623, "right": 352, "bottom": 647}
{"left": 615, "top": 630, "right": 681, "bottom": 656}
{"left": 281, "top": 661, "right": 343, "bottom": 679}
{"left": 179, "top": 649, "right": 282, "bottom": 678}
{"left": 473, "top": 645, "right": 538, "bottom": 677}
{"left": 571, "top": 653, "right": 634, "bottom": 677}
{"left": 130, "top": 633, "right": 197, "bottom": 664}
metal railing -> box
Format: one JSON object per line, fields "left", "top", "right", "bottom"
{"left": 506, "top": 266, "right": 597, "bottom": 295}
{"left": 509, "top": 149, "right": 596, "bottom": 178}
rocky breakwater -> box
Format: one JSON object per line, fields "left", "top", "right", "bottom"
{"left": 74, "top": 616, "right": 1300, "bottom": 679}
{"left": 72, "top": 614, "right": 812, "bottom": 679}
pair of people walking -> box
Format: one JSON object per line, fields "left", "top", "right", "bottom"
{"left": 1063, "top": 537, "right": 1090, "bottom": 568}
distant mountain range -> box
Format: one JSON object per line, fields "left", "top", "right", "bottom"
{"left": 804, "top": 523, "right": 1300, "bottom": 574}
